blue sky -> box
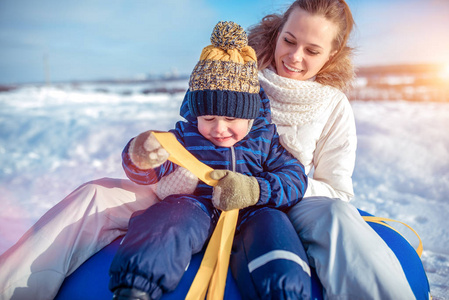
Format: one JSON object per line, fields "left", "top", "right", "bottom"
{"left": 1, "top": 0, "right": 448, "bottom": 84}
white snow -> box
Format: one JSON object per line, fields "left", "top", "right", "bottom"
{"left": 0, "top": 82, "right": 448, "bottom": 299}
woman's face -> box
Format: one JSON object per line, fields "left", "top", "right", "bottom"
{"left": 274, "top": 7, "right": 338, "bottom": 81}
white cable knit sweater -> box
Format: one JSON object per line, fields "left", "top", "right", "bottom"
{"left": 259, "top": 68, "right": 357, "bottom": 201}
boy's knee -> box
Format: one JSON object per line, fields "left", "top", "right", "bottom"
{"left": 256, "top": 266, "right": 311, "bottom": 300}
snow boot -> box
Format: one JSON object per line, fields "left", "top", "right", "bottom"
{"left": 112, "top": 288, "right": 150, "bottom": 300}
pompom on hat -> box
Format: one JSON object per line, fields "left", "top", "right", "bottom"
{"left": 187, "top": 21, "right": 261, "bottom": 120}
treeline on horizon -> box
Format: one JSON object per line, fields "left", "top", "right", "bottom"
{"left": 1, "top": 63, "right": 448, "bottom": 102}
{"left": 356, "top": 63, "right": 445, "bottom": 76}
{"left": 348, "top": 63, "right": 449, "bottom": 102}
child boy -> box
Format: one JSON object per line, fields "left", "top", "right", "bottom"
{"left": 109, "top": 21, "right": 310, "bottom": 300}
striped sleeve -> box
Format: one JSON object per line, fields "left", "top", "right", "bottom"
{"left": 255, "top": 130, "right": 308, "bottom": 209}
{"left": 121, "top": 138, "right": 177, "bottom": 185}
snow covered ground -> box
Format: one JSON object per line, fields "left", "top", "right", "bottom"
{"left": 0, "top": 81, "right": 448, "bottom": 299}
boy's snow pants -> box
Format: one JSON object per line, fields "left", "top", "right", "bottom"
{"left": 108, "top": 195, "right": 312, "bottom": 300}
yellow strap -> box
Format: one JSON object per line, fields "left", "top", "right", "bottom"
{"left": 152, "top": 132, "right": 236, "bottom": 300}
{"left": 185, "top": 209, "right": 238, "bottom": 300}
{"left": 152, "top": 132, "right": 218, "bottom": 186}
{"left": 362, "top": 216, "right": 423, "bottom": 257}
{"left": 206, "top": 209, "right": 238, "bottom": 300}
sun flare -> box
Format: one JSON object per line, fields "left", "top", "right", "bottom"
{"left": 440, "top": 63, "right": 449, "bottom": 80}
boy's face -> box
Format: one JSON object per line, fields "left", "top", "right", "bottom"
{"left": 197, "top": 115, "right": 250, "bottom": 147}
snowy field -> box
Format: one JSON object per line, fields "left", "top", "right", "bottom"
{"left": 0, "top": 81, "right": 448, "bottom": 299}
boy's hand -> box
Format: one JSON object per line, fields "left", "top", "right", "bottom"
{"left": 210, "top": 170, "right": 260, "bottom": 211}
{"left": 129, "top": 131, "right": 170, "bottom": 169}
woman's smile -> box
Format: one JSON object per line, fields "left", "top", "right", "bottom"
{"left": 283, "top": 61, "right": 303, "bottom": 73}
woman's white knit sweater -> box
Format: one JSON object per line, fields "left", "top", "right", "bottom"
{"left": 259, "top": 68, "right": 357, "bottom": 201}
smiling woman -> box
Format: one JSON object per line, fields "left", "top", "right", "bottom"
{"left": 274, "top": 8, "right": 338, "bottom": 81}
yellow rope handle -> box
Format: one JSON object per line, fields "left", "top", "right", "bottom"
{"left": 152, "top": 132, "right": 237, "bottom": 300}
{"left": 362, "top": 216, "right": 423, "bottom": 257}
{"left": 152, "top": 132, "right": 218, "bottom": 186}
{"left": 185, "top": 209, "right": 238, "bottom": 300}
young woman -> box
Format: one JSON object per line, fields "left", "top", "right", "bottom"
{"left": 0, "top": 0, "right": 422, "bottom": 299}
{"left": 249, "top": 0, "right": 417, "bottom": 299}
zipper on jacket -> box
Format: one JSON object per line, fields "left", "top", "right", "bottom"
{"left": 230, "top": 146, "right": 236, "bottom": 172}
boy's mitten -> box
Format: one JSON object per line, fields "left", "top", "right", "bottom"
{"left": 156, "top": 167, "right": 199, "bottom": 200}
{"left": 128, "top": 131, "right": 170, "bottom": 169}
{"left": 210, "top": 170, "right": 260, "bottom": 211}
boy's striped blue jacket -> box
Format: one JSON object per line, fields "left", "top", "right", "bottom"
{"left": 122, "top": 88, "right": 307, "bottom": 215}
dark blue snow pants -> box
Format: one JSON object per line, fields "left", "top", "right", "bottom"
{"left": 109, "top": 195, "right": 311, "bottom": 299}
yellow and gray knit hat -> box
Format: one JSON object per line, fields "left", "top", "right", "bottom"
{"left": 187, "top": 21, "right": 261, "bottom": 119}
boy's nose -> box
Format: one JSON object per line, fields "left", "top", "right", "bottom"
{"left": 213, "top": 120, "right": 226, "bottom": 133}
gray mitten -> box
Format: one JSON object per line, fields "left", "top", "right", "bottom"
{"left": 210, "top": 170, "right": 260, "bottom": 211}
{"left": 128, "top": 131, "right": 170, "bottom": 169}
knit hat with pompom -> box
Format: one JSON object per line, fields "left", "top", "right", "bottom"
{"left": 187, "top": 21, "right": 261, "bottom": 119}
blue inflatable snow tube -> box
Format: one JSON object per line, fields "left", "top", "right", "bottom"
{"left": 55, "top": 210, "right": 429, "bottom": 299}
